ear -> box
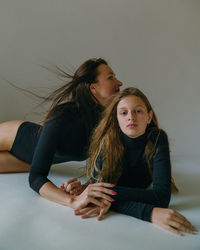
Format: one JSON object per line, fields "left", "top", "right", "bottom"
{"left": 147, "top": 110, "right": 153, "bottom": 124}
{"left": 89, "top": 83, "right": 97, "bottom": 95}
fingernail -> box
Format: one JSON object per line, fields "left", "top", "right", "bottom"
{"left": 110, "top": 198, "right": 115, "bottom": 202}
{"left": 112, "top": 191, "right": 117, "bottom": 195}
{"left": 104, "top": 203, "right": 108, "bottom": 207}
{"left": 110, "top": 184, "right": 115, "bottom": 187}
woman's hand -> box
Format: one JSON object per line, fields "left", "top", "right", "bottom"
{"left": 150, "top": 207, "right": 197, "bottom": 236}
{"left": 71, "top": 182, "right": 116, "bottom": 210}
{"left": 60, "top": 178, "right": 84, "bottom": 195}
{"left": 74, "top": 199, "right": 111, "bottom": 221}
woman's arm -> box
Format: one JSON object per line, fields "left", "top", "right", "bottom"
{"left": 60, "top": 178, "right": 91, "bottom": 195}
{"left": 29, "top": 112, "right": 64, "bottom": 193}
{"left": 28, "top": 109, "right": 114, "bottom": 207}
{"left": 40, "top": 181, "right": 115, "bottom": 209}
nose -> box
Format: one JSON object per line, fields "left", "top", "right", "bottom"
{"left": 116, "top": 80, "right": 123, "bottom": 87}
{"left": 128, "top": 112, "right": 136, "bottom": 120}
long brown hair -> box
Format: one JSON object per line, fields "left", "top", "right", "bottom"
{"left": 42, "top": 58, "right": 108, "bottom": 125}
{"left": 87, "top": 87, "right": 178, "bottom": 193}
{"left": 5, "top": 58, "right": 108, "bottom": 126}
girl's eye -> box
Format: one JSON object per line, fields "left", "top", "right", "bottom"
{"left": 135, "top": 110, "right": 142, "bottom": 114}
{"left": 120, "top": 111, "right": 127, "bottom": 115}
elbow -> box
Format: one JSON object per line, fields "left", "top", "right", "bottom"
{"left": 28, "top": 173, "right": 36, "bottom": 191}
{"left": 28, "top": 173, "right": 40, "bottom": 194}
{"left": 29, "top": 172, "right": 49, "bottom": 194}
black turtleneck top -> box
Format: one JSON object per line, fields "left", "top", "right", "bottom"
{"left": 94, "top": 129, "right": 171, "bottom": 222}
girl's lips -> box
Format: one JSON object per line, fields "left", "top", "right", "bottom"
{"left": 127, "top": 124, "right": 137, "bottom": 128}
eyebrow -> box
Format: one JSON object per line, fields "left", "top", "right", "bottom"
{"left": 118, "top": 105, "right": 145, "bottom": 110}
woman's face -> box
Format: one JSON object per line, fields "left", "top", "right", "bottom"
{"left": 90, "top": 64, "right": 123, "bottom": 105}
{"left": 117, "top": 95, "right": 153, "bottom": 138}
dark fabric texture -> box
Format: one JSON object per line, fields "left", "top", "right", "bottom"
{"left": 93, "top": 130, "right": 172, "bottom": 222}
{"left": 10, "top": 102, "right": 102, "bottom": 193}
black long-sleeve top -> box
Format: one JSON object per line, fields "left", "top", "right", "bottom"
{"left": 29, "top": 102, "right": 102, "bottom": 193}
{"left": 94, "top": 129, "right": 171, "bottom": 222}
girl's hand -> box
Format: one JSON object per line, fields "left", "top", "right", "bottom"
{"left": 60, "top": 178, "right": 83, "bottom": 195}
{"left": 71, "top": 182, "right": 116, "bottom": 210}
{"left": 150, "top": 207, "right": 197, "bottom": 236}
{"left": 74, "top": 199, "right": 111, "bottom": 221}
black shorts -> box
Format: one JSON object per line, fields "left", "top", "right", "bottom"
{"left": 10, "top": 121, "right": 67, "bottom": 164}
{"left": 10, "top": 122, "right": 41, "bottom": 164}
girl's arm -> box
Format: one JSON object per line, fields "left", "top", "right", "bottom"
{"left": 110, "top": 130, "right": 171, "bottom": 207}
{"left": 72, "top": 196, "right": 196, "bottom": 236}
{"left": 111, "top": 200, "right": 196, "bottom": 236}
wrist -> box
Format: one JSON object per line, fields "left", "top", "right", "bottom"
{"left": 67, "top": 195, "right": 79, "bottom": 209}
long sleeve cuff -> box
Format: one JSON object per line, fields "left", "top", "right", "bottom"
{"left": 111, "top": 200, "right": 155, "bottom": 222}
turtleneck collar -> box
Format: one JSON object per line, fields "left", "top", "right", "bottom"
{"left": 121, "top": 130, "right": 147, "bottom": 149}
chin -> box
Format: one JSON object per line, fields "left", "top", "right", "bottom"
{"left": 126, "top": 132, "right": 137, "bottom": 138}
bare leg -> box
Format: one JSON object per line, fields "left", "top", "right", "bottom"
{"left": 0, "top": 120, "right": 30, "bottom": 173}
{"left": 0, "top": 152, "right": 30, "bottom": 173}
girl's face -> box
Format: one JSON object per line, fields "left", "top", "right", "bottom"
{"left": 117, "top": 95, "right": 153, "bottom": 138}
{"left": 90, "top": 64, "right": 123, "bottom": 105}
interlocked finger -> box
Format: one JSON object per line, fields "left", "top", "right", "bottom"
{"left": 74, "top": 206, "right": 94, "bottom": 215}
{"left": 87, "top": 197, "right": 106, "bottom": 208}
{"left": 97, "top": 208, "right": 105, "bottom": 221}
{"left": 88, "top": 190, "right": 115, "bottom": 202}
{"left": 65, "top": 180, "right": 81, "bottom": 192}
{"left": 81, "top": 208, "right": 99, "bottom": 219}
{"left": 88, "top": 185, "right": 116, "bottom": 196}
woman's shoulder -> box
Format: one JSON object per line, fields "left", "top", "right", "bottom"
{"left": 55, "top": 101, "right": 101, "bottom": 114}
{"left": 57, "top": 102, "right": 79, "bottom": 112}
{"left": 51, "top": 102, "right": 79, "bottom": 117}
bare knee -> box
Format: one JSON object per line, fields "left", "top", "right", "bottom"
{"left": 0, "top": 120, "right": 25, "bottom": 151}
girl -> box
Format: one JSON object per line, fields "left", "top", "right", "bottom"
{"left": 0, "top": 58, "right": 122, "bottom": 210}
{"left": 68, "top": 87, "right": 197, "bottom": 236}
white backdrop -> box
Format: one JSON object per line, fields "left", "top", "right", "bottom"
{"left": 0, "top": 0, "right": 200, "bottom": 156}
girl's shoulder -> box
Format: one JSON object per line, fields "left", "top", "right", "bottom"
{"left": 149, "top": 129, "right": 169, "bottom": 146}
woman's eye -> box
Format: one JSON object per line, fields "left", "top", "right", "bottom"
{"left": 108, "top": 75, "right": 117, "bottom": 80}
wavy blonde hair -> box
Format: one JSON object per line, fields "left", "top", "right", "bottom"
{"left": 87, "top": 87, "right": 178, "bottom": 193}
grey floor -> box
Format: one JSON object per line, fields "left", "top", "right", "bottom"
{"left": 0, "top": 155, "right": 199, "bottom": 250}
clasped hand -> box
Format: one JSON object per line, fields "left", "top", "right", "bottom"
{"left": 60, "top": 178, "right": 115, "bottom": 220}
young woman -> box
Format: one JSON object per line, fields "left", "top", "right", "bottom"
{"left": 0, "top": 58, "right": 122, "bottom": 210}
{"left": 65, "top": 87, "right": 197, "bottom": 236}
